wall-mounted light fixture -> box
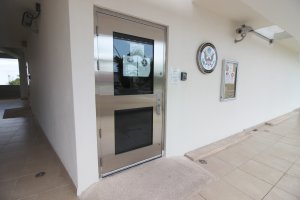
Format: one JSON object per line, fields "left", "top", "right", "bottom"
{"left": 22, "top": 3, "right": 41, "bottom": 28}
{"left": 234, "top": 24, "right": 273, "bottom": 44}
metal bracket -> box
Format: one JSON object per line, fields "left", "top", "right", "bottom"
{"left": 234, "top": 24, "right": 273, "bottom": 44}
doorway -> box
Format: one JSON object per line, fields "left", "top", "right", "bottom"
{"left": 94, "top": 8, "right": 166, "bottom": 177}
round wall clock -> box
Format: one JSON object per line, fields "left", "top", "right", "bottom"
{"left": 196, "top": 42, "right": 218, "bottom": 74}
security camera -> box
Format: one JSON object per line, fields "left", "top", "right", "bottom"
{"left": 236, "top": 25, "right": 253, "bottom": 35}
{"left": 236, "top": 28, "right": 243, "bottom": 34}
{"left": 234, "top": 25, "right": 253, "bottom": 43}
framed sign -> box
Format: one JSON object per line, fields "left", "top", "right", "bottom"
{"left": 196, "top": 42, "right": 218, "bottom": 74}
{"left": 220, "top": 59, "right": 238, "bottom": 101}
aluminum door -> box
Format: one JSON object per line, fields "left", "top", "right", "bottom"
{"left": 95, "top": 9, "right": 166, "bottom": 177}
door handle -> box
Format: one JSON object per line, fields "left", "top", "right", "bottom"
{"left": 156, "top": 94, "right": 161, "bottom": 115}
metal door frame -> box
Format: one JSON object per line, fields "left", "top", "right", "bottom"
{"left": 94, "top": 7, "right": 167, "bottom": 177}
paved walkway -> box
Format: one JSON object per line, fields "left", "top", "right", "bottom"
{"left": 1, "top": 99, "right": 300, "bottom": 200}
{"left": 188, "top": 112, "right": 300, "bottom": 200}
{"left": 0, "top": 99, "right": 78, "bottom": 200}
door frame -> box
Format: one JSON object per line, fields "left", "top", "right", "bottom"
{"left": 93, "top": 7, "right": 168, "bottom": 177}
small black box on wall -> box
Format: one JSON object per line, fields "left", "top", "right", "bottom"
{"left": 181, "top": 72, "right": 187, "bottom": 81}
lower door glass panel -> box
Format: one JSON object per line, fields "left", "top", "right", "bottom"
{"left": 115, "top": 107, "right": 153, "bottom": 154}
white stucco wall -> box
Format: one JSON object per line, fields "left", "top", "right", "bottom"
{"left": 68, "top": 0, "right": 99, "bottom": 195}
{"left": 68, "top": 0, "right": 300, "bottom": 193}
{"left": 27, "top": 0, "right": 78, "bottom": 189}
{"left": 26, "top": 0, "right": 300, "bottom": 195}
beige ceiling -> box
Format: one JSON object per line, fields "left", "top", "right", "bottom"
{"left": 193, "top": 0, "right": 272, "bottom": 28}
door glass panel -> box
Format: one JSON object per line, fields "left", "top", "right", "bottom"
{"left": 113, "top": 32, "right": 154, "bottom": 95}
{"left": 115, "top": 107, "right": 153, "bottom": 154}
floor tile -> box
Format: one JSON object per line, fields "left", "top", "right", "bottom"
{"left": 260, "top": 125, "right": 289, "bottom": 136}
{"left": 264, "top": 142, "right": 300, "bottom": 163}
{"left": 295, "top": 158, "right": 300, "bottom": 165}
{"left": 199, "top": 179, "right": 253, "bottom": 200}
{"left": 186, "top": 193, "right": 206, "bottom": 200}
{"left": 285, "top": 132, "right": 300, "bottom": 140}
{"left": 35, "top": 185, "right": 79, "bottom": 200}
{"left": 9, "top": 134, "right": 38, "bottom": 145}
{"left": 264, "top": 187, "right": 299, "bottom": 200}
{"left": 287, "top": 164, "right": 300, "bottom": 179}
{"left": 253, "top": 152, "right": 293, "bottom": 172}
{"left": 14, "top": 195, "right": 38, "bottom": 200}
{"left": 26, "top": 148, "right": 57, "bottom": 162}
{"left": 280, "top": 137, "right": 300, "bottom": 147}
{"left": 11, "top": 166, "right": 72, "bottom": 199}
{"left": 21, "top": 153, "right": 60, "bottom": 176}
{"left": 253, "top": 131, "right": 283, "bottom": 143}
{"left": 198, "top": 156, "right": 235, "bottom": 178}
{"left": 239, "top": 160, "right": 284, "bottom": 184}
{"left": 240, "top": 136, "right": 271, "bottom": 153}
{"left": 224, "top": 169, "right": 273, "bottom": 200}
{"left": 0, "top": 159, "right": 26, "bottom": 181}
{"left": 0, "top": 179, "right": 17, "bottom": 200}
{"left": 0, "top": 138, "right": 10, "bottom": 145}
{"left": 276, "top": 174, "right": 300, "bottom": 198}
{"left": 0, "top": 150, "right": 29, "bottom": 163}
{"left": 215, "top": 146, "right": 253, "bottom": 167}
{"left": 0, "top": 142, "right": 34, "bottom": 154}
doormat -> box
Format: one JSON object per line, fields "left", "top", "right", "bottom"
{"left": 81, "top": 157, "right": 215, "bottom": 200}
{"left": 3, "top": 107, "right": 32, "bottom": 119}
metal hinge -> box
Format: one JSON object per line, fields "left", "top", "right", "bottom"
{"left": 97, "top": 59, "right": 100, "bottom": 71}
{"left": 98, "top": 129, "right": 102, "bottom": 138}
{"left": 95, "top": 26, "right": 99, "bottom": 36}
{"left": 99, "top": 158, "right": 102, "bottom": 166}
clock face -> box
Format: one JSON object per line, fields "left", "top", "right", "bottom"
{"left": 197, "top": 43, "right": 218, "bottom": 74}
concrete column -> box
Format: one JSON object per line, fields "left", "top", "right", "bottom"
{"left": 18, "top": 53, "right": 29, "bottom": 99}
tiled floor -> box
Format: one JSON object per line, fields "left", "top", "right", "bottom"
{"left": 1, "top": 99, "right": 300, "bottom": 200}
{"left": 193, "top": 112, "right": 300, "bottom": 200}
{"left": 0, "top": 99, "right": 78, "bottom": 200}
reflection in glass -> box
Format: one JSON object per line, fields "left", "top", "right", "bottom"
{"left": 113, "top": 32, "right": 154, "bottom": 95}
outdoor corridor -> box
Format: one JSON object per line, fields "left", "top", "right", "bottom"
{"left": 0, "top": 99, "right": 78, "bottom": 200}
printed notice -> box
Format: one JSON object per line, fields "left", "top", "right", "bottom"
{"left": 170, "top": 68, "right": 181, "bottom": 84}
{"left": 123, "top": 56, "right": 151, "bottom": 77}
{"left": 225, "top": 63, "right": 236, "bottom": 84}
